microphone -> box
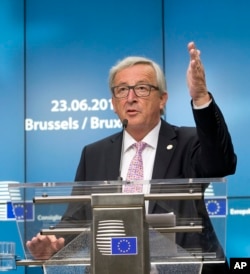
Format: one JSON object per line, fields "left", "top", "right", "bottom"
{"left": 117, "top": 119, "right": 128, "bottom": 180}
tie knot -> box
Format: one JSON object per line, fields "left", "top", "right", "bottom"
{"left": 133, "top": 142, "right": 147, "bottom": 153}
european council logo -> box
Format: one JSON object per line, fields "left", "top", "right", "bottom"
{"left": 111, "top": 237, "right": 137, "bottom": 255}
{"left": 205, "top": 198, "right": 227, "bottom": 217}
{"left": 96, "top": 220, "right": 138, "bottom": 256}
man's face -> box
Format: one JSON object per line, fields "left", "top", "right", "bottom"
{"left": 111, "top": 64, "right": 167, "bottom": 135}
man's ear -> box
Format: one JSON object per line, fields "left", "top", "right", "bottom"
{"left": 160, "top": 91, "right": 168, "bottom": 110}
{"left": 112, "top": 97, "right": 117, "bottom": 113}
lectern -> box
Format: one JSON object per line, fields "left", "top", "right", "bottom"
{"left": 7, "top": 178, "right": 227, "bottom": 273}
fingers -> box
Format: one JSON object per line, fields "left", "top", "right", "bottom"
{"left": 26, "top": 234, "right": 64, "bottom": 260}
{"left": 186, "top": 42, "right": 209, "bottom": 105}
{"left": 187, "top": 41, "right": 205, "bottom": 79}
{"left": 56, "top": 237, "right": 65, "bottom": 250}
{"left": 188, "top": 42, "right": 202, "bottom": 70}
{"left": 26, "top": 234, "right": 53, "bottom": 248}
{"left": 26, "top": 233, "right": 44, "bottom": 247}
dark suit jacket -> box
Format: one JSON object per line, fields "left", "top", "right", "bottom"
{"left": 74, "top": 99, "right": 236, "bottom": 182}
{"left": 62, "top": 98, "right": 236, "bottom": 273}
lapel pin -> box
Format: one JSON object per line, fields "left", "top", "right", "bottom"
{"left": 166, "top": 144, "right": 173, "bottom": 150}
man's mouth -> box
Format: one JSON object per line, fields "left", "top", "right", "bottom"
{"left": 126, "top": 109, "right": 139, "bottom": 114}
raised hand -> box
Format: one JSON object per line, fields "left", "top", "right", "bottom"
{"left": 186, "top": 41, "right": 211, "bottom": 106}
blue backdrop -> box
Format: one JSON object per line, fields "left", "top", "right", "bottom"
{"left": 1, "top": 0, "right": 249, "bottom": 273}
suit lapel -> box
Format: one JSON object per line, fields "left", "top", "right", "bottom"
{"left": 149, "top": 120, "right": 177, "bottom": 214}
{"left": 105, "top": 132, "right": 123, "bottom": 180}
{"left": 152, "top": 120, "right": 177, "bottom": 179}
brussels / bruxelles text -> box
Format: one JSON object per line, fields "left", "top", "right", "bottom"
{"left": 25, "top": 98, "right": 120, "bottom": 131}
{"left": 25, "top": 117, "right": 122, "bottom": 131}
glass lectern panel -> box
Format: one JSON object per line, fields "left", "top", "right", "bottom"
{"left": 8, "top": 178, "right": 226, "bottom": 274}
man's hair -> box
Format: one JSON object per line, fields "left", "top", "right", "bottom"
{"left": 109, "top": 56, "right": 167, "bottom": 96}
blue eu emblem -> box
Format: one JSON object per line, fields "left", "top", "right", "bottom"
{"left": 205, "top": 198, "right": 227, "bottom": 217}
{"left": 7, "top": 202, "right": 34, "bottom": 220}
{"left": 111, "top": 237, "right": 137, "bottom": 255}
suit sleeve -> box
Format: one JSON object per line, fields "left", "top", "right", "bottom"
{"left": 191, "top": 93, "right": 237, "bottom": 177}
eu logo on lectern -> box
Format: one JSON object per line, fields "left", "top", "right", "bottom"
{"left": 111, "top": 237, "right": 137, "bottom": 255}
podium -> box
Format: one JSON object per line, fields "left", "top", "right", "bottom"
{"left": 8, "top": 178, "right": 227, "bottom": 273}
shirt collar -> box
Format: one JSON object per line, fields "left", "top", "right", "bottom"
{"left": 123, "top": 120, "right": 161, "bottom": 151}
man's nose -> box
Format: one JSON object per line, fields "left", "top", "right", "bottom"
{"left": 127, "top": 88, "right": 137, "bottom": 101}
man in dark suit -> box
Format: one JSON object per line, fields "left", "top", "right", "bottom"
{"left": 27, "top": 42, "right": 236, "bottom": 273}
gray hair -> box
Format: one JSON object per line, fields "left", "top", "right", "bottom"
{"left": 108, "top": 56, "right": 167, "bottom": 95}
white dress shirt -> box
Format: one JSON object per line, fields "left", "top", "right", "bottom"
{"left": 120, "top": 120, "right": 161, "bottom": 181}
{"left": 121, "top": 120, "right": 161, "bottom": 213}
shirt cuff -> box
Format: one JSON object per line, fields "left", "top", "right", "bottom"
{"left": 192, "top": 99, "right": 212, "bottom": 109}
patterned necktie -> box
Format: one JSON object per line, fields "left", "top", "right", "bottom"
{"left": 124, "top": 142, "right": 147, "bottom": 193}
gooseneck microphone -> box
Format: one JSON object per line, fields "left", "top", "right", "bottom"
{"left": 117, "top": 119, "right": 128, "bottom": 180}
